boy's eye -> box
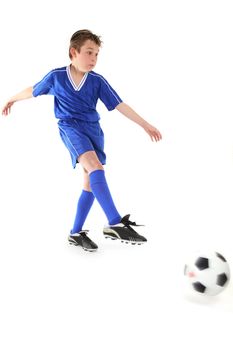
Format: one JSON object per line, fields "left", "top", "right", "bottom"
{"left": 86, "top": 51, "right": 98, "bottom": 56}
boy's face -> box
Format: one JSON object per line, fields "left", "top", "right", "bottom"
{"left": 71, "top": 40, "right": 100, "bottom": 72}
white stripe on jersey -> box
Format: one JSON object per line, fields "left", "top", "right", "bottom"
{"left": 89, "top": 72, "right": 122, "bottom": 104}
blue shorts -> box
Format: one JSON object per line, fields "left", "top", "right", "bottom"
{"left": 58, "top": 119, "right": 106, "bottom": 168}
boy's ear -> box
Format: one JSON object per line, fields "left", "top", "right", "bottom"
{"left": 70, "top": 47, "right": 77, "bottom": 58}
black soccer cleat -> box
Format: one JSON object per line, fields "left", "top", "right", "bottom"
{"left": 68, "top": 230, "right": 98, "bottom": 252}
{"left": 103, "top": 214, "right": 147, "bottom": 245}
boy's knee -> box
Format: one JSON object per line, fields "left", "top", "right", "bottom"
{"left": 78, "top": 151, "right": 104, "bottom": 173}
{"left": 88, "top": 162, "right": 104, "bottom": 173}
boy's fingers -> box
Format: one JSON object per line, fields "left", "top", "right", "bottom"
{"left": 153, "top": 131, "right": 162, "bottom": 142}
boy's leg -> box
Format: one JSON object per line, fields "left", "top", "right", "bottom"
{"left": 71, "top": 169, "right": 95, "bottom": 234}
{"left": 71, "top": 189, "right": 94, "bottom": 232}
{"left": 71, "top": 171, "right": 95, "bottom": 233}
{"left": 78, "top": 151, "right": 121, "bottom": 225}
{"left": 69, "top": 169, "right": 97, "bottom": 252}
{"left": 78, "top": 151, "right": 147, "bottom": 244}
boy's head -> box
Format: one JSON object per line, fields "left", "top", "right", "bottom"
{"left": 69, "top": 29, "right": 102, "bottom": 59}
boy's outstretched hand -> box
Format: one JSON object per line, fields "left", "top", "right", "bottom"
{"left": 144, "top": 123, "right": 162, "bottom": 142}
{"left": 2, "top": 101, "right": 15, "bottom": 116}
{"left": 2, "top": 87, "right": 33, "bottom": 116}
{"left": 115, "top": 103, "right": 162, "bottom": 142}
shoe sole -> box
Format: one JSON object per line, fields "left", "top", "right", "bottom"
{"left": 68, "top": 241, "right": 98, "bottom": 252}
{"left": 104, "top": 235, "right": 146, "bottom": 245}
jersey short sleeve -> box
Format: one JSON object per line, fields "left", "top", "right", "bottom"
{"left": 32, "top": 70, "right": 54, "bottom": 97}
{"left": 97, "top": 75, "right": 123, "bottom": 111}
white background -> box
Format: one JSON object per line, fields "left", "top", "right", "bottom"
{"left": 0, "top": 0, "right": 233, "bottom": 349}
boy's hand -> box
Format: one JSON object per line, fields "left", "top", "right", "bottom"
{"left": 2, "top": 101, "right": 15, "bottom": 116}
{"left": 144, "top": 123, "right": 162, "bottom": 142}
{"left": 2, "top": 86, "right": 33, "bottom": 116}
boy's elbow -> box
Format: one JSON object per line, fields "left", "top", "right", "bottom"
{"left": 115, "top": 102, "right": 126, "bottom": 111}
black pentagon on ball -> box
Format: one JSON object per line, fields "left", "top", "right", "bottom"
{"left": 195, "top": 257, "right": 209, "bottom": 270}
{"left": 215, "top": 252, "right": 227, "bottom": 262}
{"left": 193, "top": 282, "right": 206, "bottom": 293}
{"left": 216, "top": 273, "right": 228, "bottom": 287}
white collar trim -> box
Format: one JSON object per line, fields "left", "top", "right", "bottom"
{"left": 66, "top": 66, "right": 88, "bottom": 91}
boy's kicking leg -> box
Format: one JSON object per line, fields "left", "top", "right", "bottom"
{"left": 77, "top": 151, "right": 147, "bottom": 245}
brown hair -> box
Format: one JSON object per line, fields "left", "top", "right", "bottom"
{"left": 69, "top": 29, "right": 102, "bottom": 59}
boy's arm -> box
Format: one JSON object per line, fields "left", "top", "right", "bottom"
{"left": 2, "top": 86, "right": 33, "bottom": 116}
{"left": 115, "top": 102, "right": 162, "bottom": 142}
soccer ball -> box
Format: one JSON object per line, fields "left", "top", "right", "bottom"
{"left": 184, "top": 251, "right": 230, "bottom": 296}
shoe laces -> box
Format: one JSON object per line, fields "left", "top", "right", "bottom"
{"left": 79, "top": 230, "right": 89, "bottom": 235}
{"left": 79, "top": 231, "right": 95, "bottom": 244}
{"left": 121, "top": 214, "right": 144, "bottom": 236}
{"left": 121, "top": 214, "right": 143, "bottom": 227}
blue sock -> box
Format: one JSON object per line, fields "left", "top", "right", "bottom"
{"left": 89, "top": 170, "right": 121, "bottom": 225}
{"left": 71, "top": 190, "right": 95, "bottom": 234}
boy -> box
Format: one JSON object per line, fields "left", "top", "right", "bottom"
{"left": 2, "top": 29, "right": 162, "bottom": 252}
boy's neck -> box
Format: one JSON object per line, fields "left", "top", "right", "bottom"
{"left": 70, "top": 63, "right": 85, "bottom": 77}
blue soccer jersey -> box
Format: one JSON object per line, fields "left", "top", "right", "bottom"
{"left": 32, "top": 66, "right": 123, "bottom": 121}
